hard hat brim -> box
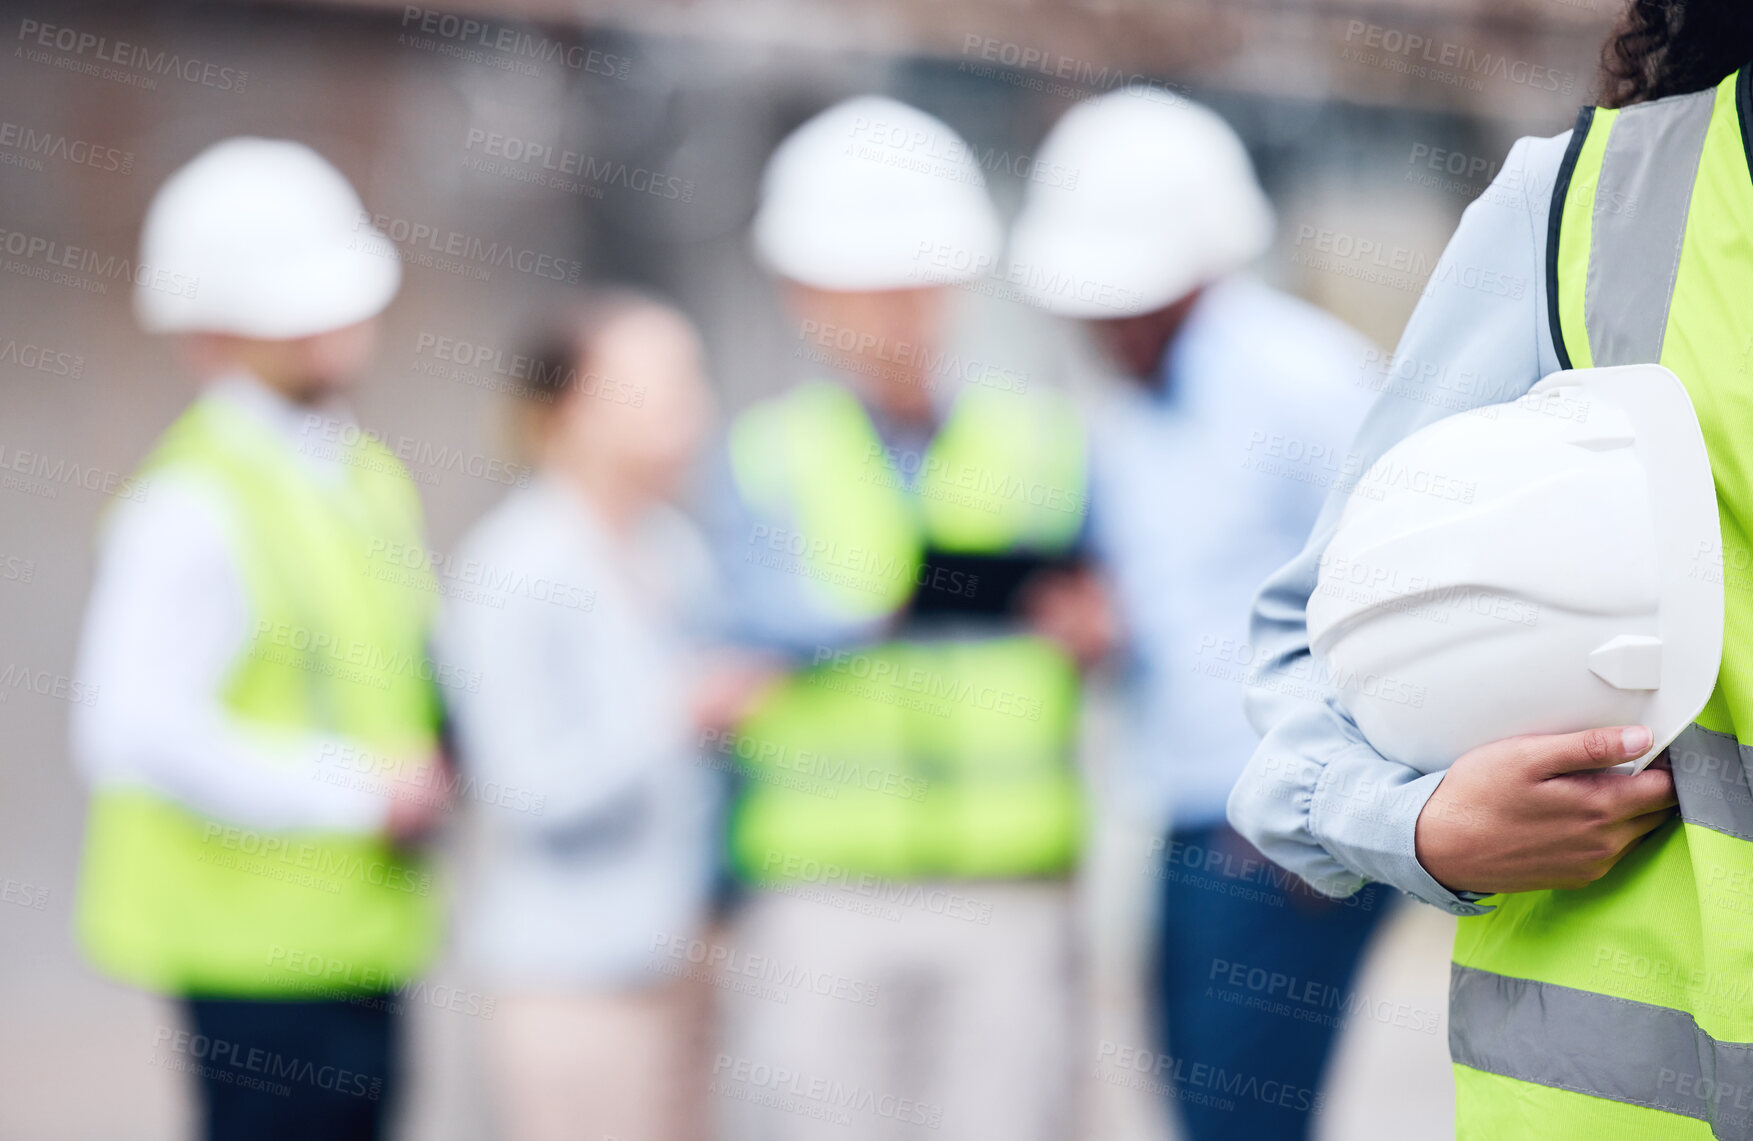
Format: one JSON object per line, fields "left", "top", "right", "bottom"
{"left": 136, "top": 227, "right": 402, "bottom": 340}
{"left": 1532, "top": 364, "right": 1723, "bottom": 771}
{"left": 1309, "top": 363, "right": 1721, "bottom": 775}
{"left": 1007, "top": 209, "right": 1270, "bottom": 319}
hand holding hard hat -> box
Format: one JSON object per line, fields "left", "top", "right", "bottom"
{"left": 1308, "top": 364, "right": 1723, "bottom": 774}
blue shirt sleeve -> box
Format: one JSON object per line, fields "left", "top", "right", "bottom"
{"left": 1227, "top": 132, "right": 1570, "bottom": 914}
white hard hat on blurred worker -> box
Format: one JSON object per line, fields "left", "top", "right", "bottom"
{"left": 1308, "top": 364, "right": 1722, "bottom": 775}
{"left": 751, "top": 95, "right": 1002, "bottom": 291}
{"left": 1009, "top": 89, "right": 1273, "bottom": 318}
{"left": 135, "top": 137, "right": 401, "bottom": 339}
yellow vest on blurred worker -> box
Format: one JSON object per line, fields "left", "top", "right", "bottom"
{"left": 76, "top": 398, "right": 442, "bottom": 996}
{"left": 726, "top": 380, "right": 1088, "bottom": 882}
{"left": 1449, "top": 66, "right": 1753, "bottom": 1139}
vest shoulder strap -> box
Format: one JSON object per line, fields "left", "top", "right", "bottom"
{"left": 920, "top": 384, "right": 1088, "bottom": 552}
{"left": 728, "top": 378, "right": 1089, "bottom": 559}
{"left": 1549, "top": 76, "right": 1731, "bottom": 370}
{"left": 1546, "top": 105, "right": 1594, "bottom": 372}
{"left": 728, "top": 381, "right": 863, "bottom": 515}
{"left": 142, "top": 398, "right": 424, "bottom": 531}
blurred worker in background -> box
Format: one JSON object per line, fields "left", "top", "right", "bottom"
{"left": 439, "top": 292, "right": 734, "bottom": 1141}
{"left": 71, "top": 138, "right": 446, "bottom": 1141}
{"left": 1011, "top": 90, "right": 1381, "bottom": 1140}
{"left": 711, "top": 95, "right": 1108, "bottom": 1141}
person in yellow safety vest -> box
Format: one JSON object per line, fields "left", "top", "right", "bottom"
{"left": 71, "top": 138, "right": 448, "bottom": 1141}
{"left": 1229, "top": 5, "right": 1753, "bottom": 1138}
{"left": 707, "top": 96, "right": 1113, "bottom": 1141}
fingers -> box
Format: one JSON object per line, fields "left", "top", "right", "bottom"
{"left": 1620, "top": 805, "right": 1679, "bottom": 840}
{"left": 1598, "top": 807, "right": 1678, "bottom": 873}
{"left": 1520, "top": 725, "right": 1653, "bottom": 778}
{"left": 1557, "top": 762, "right": 1676, "bottom": 823}
{"left": 1595, "top": 803, "right": 1676, "bottom": 865}
{"left": 1609, "top": 767, "right": 1679, "bottom": 816}
{"left": 1560, "top": 806, "right": 1678, "bottom": 890}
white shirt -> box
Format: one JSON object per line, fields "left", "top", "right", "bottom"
{"left": 71, "top": 374, "right": 394, "bottom": 834}
{"left": 438, "top": 479, "right": 721, "bottom": 986}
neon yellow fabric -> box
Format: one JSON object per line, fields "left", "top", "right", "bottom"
{"left": 1669, "top": 75, "right": 1753, "bottom": 741}
{"left": 76, "top": 398, "right": 442, "bottom": 996}
{"left": 1455, "top": 69, "right": 1753, "bottom": 1135}
{"left": 729, "top": 382, "right": 921, "bottom": 620}
{"left": 916, "top": 384, "right": 1087, "bottom": 552}
{"left": 1454, "top": 1064, "right": 1709, "bottom": 1141}
{"left": 1553, "top": 106, "right": 1617, "bottom": 373}
{"left": 727, "top": 383, "right": 1087, "bottom": 881}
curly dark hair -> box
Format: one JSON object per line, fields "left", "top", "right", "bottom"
{"left": 1599, "top": 1, "right": 1753, "bottom": 107}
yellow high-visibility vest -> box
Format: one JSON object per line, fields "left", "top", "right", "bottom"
{"left": 76, "top": 397, "right": 442, "bottom": 996}
{"left": 726, "top": 381, "right": 1088, "bottom": 881}
{"left": 1450, "top": 66, "right": 1753, "bottom": 1139}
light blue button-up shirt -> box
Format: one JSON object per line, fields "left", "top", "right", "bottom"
{"left": 1089, "top": 274, "right": 1377, "bottom": 832}
{"left": 1227, "top": 130, "right": 1571, "bottom": 915}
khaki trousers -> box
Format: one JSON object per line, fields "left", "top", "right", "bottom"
{"left": 485, "top": 978, "right": 708, "bottom": 1141}
{"left": 717, "top": 880, "right": 1077, "bottom": 1141}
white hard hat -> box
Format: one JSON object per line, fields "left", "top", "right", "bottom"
{"left": 1308, "top": 365, "right": 1722, "bottom": 774}
{"left": 751, "top": 96, "right": 1002, "bottom": 291}
{"left": 1009, "top": 89, "right": 1273, "bottom": 318}
{"left": 135, "top": 137, "right": 401, "bottom": 339}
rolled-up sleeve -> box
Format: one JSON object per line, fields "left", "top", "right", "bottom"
{"left": 1228, "top": 133, "right": 1570, "bottom": 914}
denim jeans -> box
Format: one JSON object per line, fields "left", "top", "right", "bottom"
{"left": 1154, "top": 822, "right": 1389, "bottom": 1140}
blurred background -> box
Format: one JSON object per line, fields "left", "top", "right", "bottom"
{"left": 0, "top": 0, "right": 1615, "bottom": 1137}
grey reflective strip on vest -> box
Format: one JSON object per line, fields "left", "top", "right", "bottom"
{"left": 1670, "top": 724, "right": 1753, "bottom": 843}
{"left": 1450, "top": 728, "right": 1753, "bottom": 1134}
{"left": 1450, "top": 965, "right": 1753, "bottom": 1135}
{"left": 1584, "top": 87, "right": 1716, "bottom": 367}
